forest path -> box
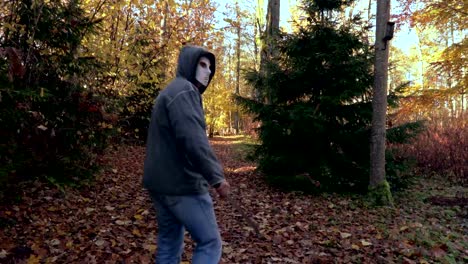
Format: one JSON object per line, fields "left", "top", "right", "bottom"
{"left": 1, "top": 136, "right": 466, "bottom": 263}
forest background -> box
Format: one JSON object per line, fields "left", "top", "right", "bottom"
{"left": 0, "top": 0, "right": 466, "bottom": 199}
{"left": 0, "top": 0, "right": 467, "bottom": 262}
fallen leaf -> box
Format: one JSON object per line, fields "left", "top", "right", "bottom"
{"left": 143, "top": 244, "right": 157, "bottom": 252}
{"left": 340, "top": 232, "right": 352, "bottom": 239}
{"left": 49, "top": 238, "right": 60, "bottom": 246}
{"left": 95, "top": 239, "right": 106, "bottom": 247}
{"left": 132, "top": 228, "right": 142, "bottom": 237}
{"left": 402, "top": 257, "right": 416, "bottom": 264}
{"left": 27, "top": 255, "right": 41, "bottom": 264}
{"left": 115, "top": 220, "right": 125, "bottom": 225}
{"left": 223, "top": 246, "right": 233, "bottom": 254}
{"left": 431, "top": 246, "right": 446, "bottom": 259}
{"left": 133, "top": 214, "right": 143, "bottom": 220}
{"left": 360, "top": 239, "right": 372, "bottom": 246}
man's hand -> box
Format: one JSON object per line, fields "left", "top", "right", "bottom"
{"left": 214, "top": 180, "right": 230, "bottom": 199}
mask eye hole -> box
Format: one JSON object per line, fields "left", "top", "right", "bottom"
{"left": 199, "top": 61, "right": 207, "bottom": 68}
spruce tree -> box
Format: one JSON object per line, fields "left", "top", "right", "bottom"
{"left": 240, "top": 0, "right": 376, "bottom": 192}
{"left": 0, "top": 0, "right": 109, "bottom": 186}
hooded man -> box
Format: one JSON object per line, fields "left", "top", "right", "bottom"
{"left": 143, "top": 45, "right": 230, "bottom": 264}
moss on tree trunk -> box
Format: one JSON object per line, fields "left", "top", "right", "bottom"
{"left": 368, "top": 180, "right": 394, "bottom": 207}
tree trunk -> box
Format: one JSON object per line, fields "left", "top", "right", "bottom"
{"left": 369, "top": 0, "right": 393, "bottom": 207}
{"left": 254, "top": 0, "right": 265, "bottom": 100}
{"left": 234, "top": 3, "right": 242, "bottom": 134}
{"left": 260, "top": 0, "right": 279, "bottom": 104}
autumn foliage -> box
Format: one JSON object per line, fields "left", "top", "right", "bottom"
{"left": 394, "top": 119, "right": 467, "bottom": 185}
{"left": 0, "top": 0, "right": 115, "bottom": 192}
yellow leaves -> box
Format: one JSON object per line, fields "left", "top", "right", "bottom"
{"left": 351, "top": 244, "right": 360, "bottom": 250}
{"left": 132, "top": 228, "right": 142, "bottom": 237}
{"left": 27, "top": 255, "right": 41, "bottom": 264}
{"left": 400, "top": 225, "right": 409, "bottom": 232}
{"left": 143, "top": 243, "right": 157, "bottom": 252}
{"left": 47, "top": 206, "right": 59, "bottom": 212}
{"left": 99, "top": 122, "right": 113, "bottom": 129}
{"left": 133, "top": 214, "right": 143, "bottom": 220}
{"left": 66, "top": 241, "right": 74, "bottom": 248}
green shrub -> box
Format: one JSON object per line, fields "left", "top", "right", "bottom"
{"left": 118, "top": 82, "right": 160, "bottom": 144}
{"left": 0, "top": 0, "right": 113, "bottom": 196}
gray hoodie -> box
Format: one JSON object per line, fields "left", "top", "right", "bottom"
{"left": 143, "top": 45, "right": 224, "bottom": 195}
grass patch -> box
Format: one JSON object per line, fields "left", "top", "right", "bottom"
{"left": 227, "top": 135, "right": 259, "bottom": 161}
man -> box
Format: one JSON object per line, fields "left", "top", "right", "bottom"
{"left": 143, "top": 45, "right": 230, "bottom": 264}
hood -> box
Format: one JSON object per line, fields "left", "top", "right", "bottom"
{"left": 176, "top": 45, "right": 216, "bottom": 94}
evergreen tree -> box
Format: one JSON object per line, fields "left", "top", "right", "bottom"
{"left": 240, "top": 0, "right": 416, "bottom": 193}
{"left": 0, "top": 0, "right": 111, "bottom": 187}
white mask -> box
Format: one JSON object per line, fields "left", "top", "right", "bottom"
{"left": 195, "top": 57, "right": 211, "bottom": 86}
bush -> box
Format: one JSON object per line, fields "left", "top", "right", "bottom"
{"left": 0, "top": 0, "right": 113, "bottom": 196}
{"left": 118, "top": 82, "right": 160, "bottom": 144}
{"left": 395, "top": 119, "right": 467, "bottom": 185}
{"left": 384, "top": 121, "right": 425, "bottom": 191}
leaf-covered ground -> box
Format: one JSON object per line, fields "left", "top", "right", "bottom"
{"left": 1, "top": 136, "right": 467, "bottom": 263}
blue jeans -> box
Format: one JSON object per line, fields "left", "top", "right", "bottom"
{"left": 150, "top": 193, "right": 222, "bottom": 264}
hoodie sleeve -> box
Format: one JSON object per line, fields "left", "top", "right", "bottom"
{"left": 166, "top": 85, "right": 224, "bottom": 187}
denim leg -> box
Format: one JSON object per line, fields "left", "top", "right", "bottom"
{"left": 151, "top": 195, "right": 185, "bottom": 264}
{"left": 151, "top": 193, "right": 222, "bottom": 264}
{"left": 182, "top": 194, "right": 222, "bottom": 264}
{"left": 163, "top": 193, "right": 222, "bottom": 264}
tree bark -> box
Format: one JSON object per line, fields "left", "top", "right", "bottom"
{"left": 370, "top": 0, "right": 393, "bottom": 206}
{"left": 234, "top": 3, "right": 242, "bottom": 134}
{"left": 260, "top": 0, "right": 279, "bottom": 104}
{"left": 254, "top": 0, "right": 264, "bottom": 100}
